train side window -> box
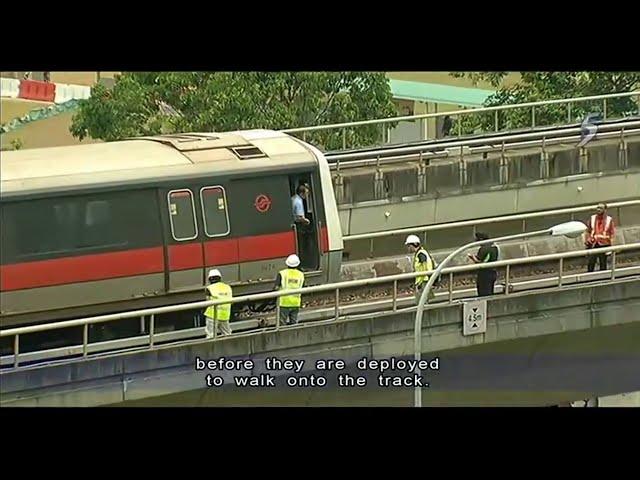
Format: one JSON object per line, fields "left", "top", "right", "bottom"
{"left": 1, "top": 191, "right": 161, "bottom": 263}
{"left": 80, "top": 200, "right": 114, "bottom": 248}
{"left": 85, "top": 200, "right": 110, "bottom": 226}
{"left": 200, "top": 186, "right": 230, "bottom": 237}
{"left": 167, "top": 189, "right": 198, "bottom": 241}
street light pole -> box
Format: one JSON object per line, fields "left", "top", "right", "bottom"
{"left": 413, "top": 221, "right": 587, "bottom": 408}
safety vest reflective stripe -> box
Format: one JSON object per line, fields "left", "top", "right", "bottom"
{"left": 590, "top": 214, "right": 613, "bottom": 243}
{"left": 414, "top": 248, "right": 433, "bottom": 286}
{"left": 278, "top": 269, "right": 305, "bottom": 307}
{"left": 204, "top": 282, "right": 232, "bottom": 321}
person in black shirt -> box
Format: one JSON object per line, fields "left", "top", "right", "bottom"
{"left": 441, "top": 115, "right": 453, "bottom": 137}
{"left": 468, "top": 232, "right": 499, "bottom": 297}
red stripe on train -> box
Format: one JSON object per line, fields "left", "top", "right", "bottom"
{"left": 1, "top": 229, "right": 332, "bottom": 292}
{"left": 168, "top": 243, "right": 203, "bottom": 270}
{"left": 238, "top": 231, "right": 296, "bottom": 262}
{"left": 175, "top": 231, "right": 295, "bottom": 268}
{"left": 320, "top": 226, "right": 329, "bottom": 253}
{"left": 0, "top": 247, "right": 164, "bottom": 291}
{"left": 204, "top": 238, "right": 239, "bottom": 266}
{"left": 204, "top": 231, "right": 298, "bottom": 265}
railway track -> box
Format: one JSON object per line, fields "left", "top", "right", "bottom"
{"left": 2, "top": 250, "right": 638, "bottom": 368}
{"left": 240, "top": 252, "right": 640, "bottom": 321}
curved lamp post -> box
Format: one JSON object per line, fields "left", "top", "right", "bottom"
{"left": 413, "top": 221, "right": 587, "bottom": 407}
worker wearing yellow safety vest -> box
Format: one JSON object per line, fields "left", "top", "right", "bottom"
{"left": 204, "top": 269, "right": 233, "bottom": 338}
{"left": 273, "top": 254, "right": 305, "bottom": 325}
{"left": 405, "top": 235, "right": 435, "bottom": 303}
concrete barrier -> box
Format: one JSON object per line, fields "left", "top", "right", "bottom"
{"left": 18, "top": 80, "right": 55, "bottom": 102}
{"left": 1, "top": 279, "right": 638, "bottom": 406}
{"left": 1, "top": 77, "right": 20, "bottom": 98}
{"left": 54, "top": 83, "right": 91, "bottom": 104}
{"left": 334, "top": 138, "right": 640, "bottom": 208}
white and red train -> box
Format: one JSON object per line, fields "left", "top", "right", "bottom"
{"left": 0, "top": 130, "right": 344, "bottom": 330}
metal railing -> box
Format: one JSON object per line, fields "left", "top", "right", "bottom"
{"left": 282, "top": 91, "right": 640, "bottom": 150}
{"left": 325, "top": 119, "right": 640, "bottom": 166}
{"left": 3, "top": 263, "right": 639, "bottom": 368}
{"left": 2, "top": 243, "right": 638, "bottom": 369}
{"left": 325, "top": 119, "right": 640, "bottom": 204}
{"left": 343, "top": 200, "right": 640, "bottom": 256}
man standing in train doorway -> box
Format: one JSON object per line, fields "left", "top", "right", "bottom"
{"left": 585, "top": 203, "right": 615, "bottom": 272}
{"left": 468, "top": 232, "right": 499, "bottom": 297}
{"left": 204, "top": 269, "right": 233, "bottom": 338}
{"left": 405, "top": 235, "right": 435, "bottom": 303}
{"left": 274, "top": 254, "right": 305, "bottom": 325}
{"left": 292, "top": 184, "right": 312, "bottom": 270}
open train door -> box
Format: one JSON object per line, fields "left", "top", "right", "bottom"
{"left": 289, "top": 175, "right": 321, "bottom": 272}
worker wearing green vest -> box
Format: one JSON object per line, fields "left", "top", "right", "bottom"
{"left": 273, "top": 254, "right": 305, "bottom": 325}
{"left": 204, "top": 269, "right": 233, "bottom": 338}
{"left": 405, "top": 235, "right": 436, "bottom": 303}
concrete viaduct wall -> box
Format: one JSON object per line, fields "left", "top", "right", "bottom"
{"left": 1, "top": 279, "right": 638, "bottom": 407}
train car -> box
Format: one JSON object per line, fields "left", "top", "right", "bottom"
{"left": 0, "top": 130, "right": 344, "bottom": 330}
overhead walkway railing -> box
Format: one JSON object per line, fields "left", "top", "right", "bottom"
{"left": 1, "top": 243, "right": 638, "bottom": 369}
{"left": 325, "top": 120, "right": 640, "bottom": 204}
{"left": 325, "top": 119, "right": 640, "bottom": 167}
{"left": 344, "top": 200, "right": 640, "bottom": 255}
{"left": 281, "top": 91, "right": 640, "bottom": 151}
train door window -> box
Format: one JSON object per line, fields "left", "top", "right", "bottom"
{"left": 200, "top": 186, "right": 230, "bottom": 237}
{"left": 167, "top": 190, "right": 198, "bottom": 241}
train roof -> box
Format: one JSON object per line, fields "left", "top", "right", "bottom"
{"left": 0, "top": 130, "right": 319, "bottom": 199}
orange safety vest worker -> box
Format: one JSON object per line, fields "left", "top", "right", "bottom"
{"left": 587, "top": 214, "right": 615, "bottom": 246}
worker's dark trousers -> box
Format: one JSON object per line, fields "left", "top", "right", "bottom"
{"left": 587, "top": 244, "right": 608, "bottom": 272}
{"left": 296, "top": 230, "right": 315, "bottom": 270}
{"left": 477, "top": 270, "right": 497, "bottom": 297}
{"left": 414, "top": 283, "right": 435, "bottom": 303}
{"left": 279, "top": 307, "right": 299, "bottom": 325}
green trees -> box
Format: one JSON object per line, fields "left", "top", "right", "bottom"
{"left": 450, "top": 72, "right": 639, "bottom": 134}
{"left": 70, "top": 72, "right": 397, "bottom": 150}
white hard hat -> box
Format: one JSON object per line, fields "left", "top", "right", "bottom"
{"left": 285, "top": 254, "right": 301, "bottom": 268}
{"left": 208, "top": 269, "right": 222, "bottom": 278}
{"left": 405, "top": 234, "right": 421, "bottom": 245}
